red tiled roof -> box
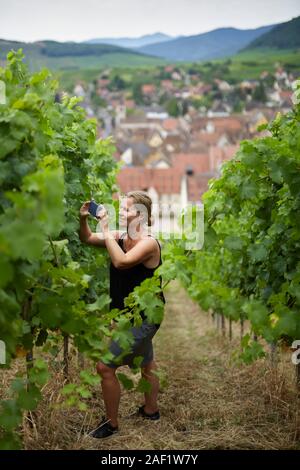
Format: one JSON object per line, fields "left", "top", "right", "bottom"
{"left": 162, "top": 118, "right": 179, "bottom": 131}
{"left": 98, "top": 78, "right": 110, "bottom": 87}
{"left": 192, "top": 116, "right": 245, "bottom": 133}
{"left": 115, "top": 149, "right": 234, "bottom": 198}
{"left": 213, "top": 117, "right": 244, "bottom": 132}
{"left": 161, "top": 80, "right": 174, "bottom": 90}
{"left": 172, "top": 153, "right": 210, "bottom": 174}
{"left": 142, "top": 84, "right": 156, "bottom": 95}
{"left": 125, "top": 99, "right": 135, "bottom": 108}
{"left": 116, "top": 167, "right": 181, "bottom": 195}
{"left": 194, "top": 131, "right": 222, "bottom": 146}
{"left": 279, "top": 90, "right": 293, "bottom": 103}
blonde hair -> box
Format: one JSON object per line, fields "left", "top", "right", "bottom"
{"left": 125, "top": 190, "right": 153, "bottom": 226}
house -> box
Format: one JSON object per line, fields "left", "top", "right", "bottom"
{"left": 148, "top": 129, "right": 164, "bottom": 148}
{"left": 260, "top": 71, "right": 270, "bottom": 80}
{"left": 161, "top": 80, "right": 174, "bottom": 92}
{"left": 247, "top": 110, "right": 269, "bottom": 134}
{"left": 97, "top": 78, "right": 110, "bottom": 88}
{"left": 240, "top": 80, "right": 259, "bottom": 91}
{"left": 162, "top": 118, "right": 180, "bottom": 133}
{"left": 142, "top": 84, "right": 156, "bottom": 96}
{"left": 125, "top": 99, "right": 135, "bottom": 109}
{"left": 267, "top": 89, "right": 281, "bottom": 106}
{"left": 142, "top": 104, "right": 169, "bottom": 120}
{"left": 191, "top": 116, "right": 247, "bottom": 142}
{"left": 115, "top": 104, "right": 126, "bottom": 127}
{"left": 164, "top": 65, "right": 174, "bottom": 73}
{"left": 144, "top": 151, "right": 171, "bottom": 169}
{"left": 279, "top": 90, "right": 293, "bottom": 109}
{"left": 275, "top": 67, "right": 288, "bottom": 82}
{"left": 74, "top": 82, "right": 86, "bottom": 98}
{"left": 214, "top": 79, "right": 232, "bottom": 92}
{"left": 207, "top": 101, "right": 231, "bottom": 117}
{"left": 172, "top": 71, "right": 182, "bottom": 81}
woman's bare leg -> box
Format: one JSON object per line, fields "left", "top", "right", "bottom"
{"left": 96, "top": 362, "right": 120, "bottom": 427}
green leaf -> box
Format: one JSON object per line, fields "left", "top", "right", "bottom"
{"left": 136, "top": 377, "right": 152, "bottom": 394}
{"left": 224, "top": 236, "right": 244, "bottom": 250}
{"left": 28, "top": 359, "right": 49, "bottom": 386}
{"left": 61, "top": 383, "right": 76, "bottom": 395}
{"left": 117, "top": 372, "right": 134, "bottom": 390}
{"left": 0, "top": 400, "right": 22, "bottom": 430}
{"left": 132, "top": 356, "right": 144, "bottom": 369}
{"left": 17, "top": 386, "right": 41, "bottom": 411}
{"left": 0, "top": 256, "right": 14, "bottom": 288}
{"left": 79, "top": 370, "right": 100, "bottom": 387}
{"left": 86, "top": 294, "right": 111, "bottom": 312}
{"left": 247, "top": 244, "right": 268, "bottom": 262}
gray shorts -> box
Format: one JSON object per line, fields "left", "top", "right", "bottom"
{"left": 102, "top": 321, "right": 159, "bottom": 369}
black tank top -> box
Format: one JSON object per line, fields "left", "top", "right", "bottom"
{"left": 109, "top": 233, "right": 165, "bottom": 326}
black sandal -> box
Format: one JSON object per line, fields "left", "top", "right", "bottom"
{"left": 137, "top": 405, "right": 160, "bottom": 420}
{"left": 89, "top": 416, "right": 119, "bottom": 439}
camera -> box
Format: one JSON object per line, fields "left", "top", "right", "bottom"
{"left": 88, "top": 200, "right": 104, "bottom": 218}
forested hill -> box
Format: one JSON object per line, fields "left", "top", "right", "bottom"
{"left": 244, "top": 16, "right": 300, "bottom": 50}
{"left": 0, "top": 39, "right": 163, "bottom": 69}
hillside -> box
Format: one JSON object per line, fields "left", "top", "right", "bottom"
{"left": 244, "top": 16, "right": 300, "bottom": 50}
{"left": 135, "top": 25, "right": 275, "bottom": 62}
{"left": 0, "top": 39, "right": 165, "bottom": 70}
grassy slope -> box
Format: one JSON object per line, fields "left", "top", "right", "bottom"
{"left": 226, "top": 48, "right": 300, "bottom": 80}
{"left": 25, "top": 52, "right": 165, "bottom": 71}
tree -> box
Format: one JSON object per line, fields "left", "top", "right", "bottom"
{"left": 166, "top": 98, "right": 180, "bottom": 117}
{"left": 132, "top": 83, "right": 144, "bottom": 105}
{"left": 253, "top": 81, "right": 267, "bottom": 103}
{"left": 108, "top": 74, "right": 126, "bottom": 91}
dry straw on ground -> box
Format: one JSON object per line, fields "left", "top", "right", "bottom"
{"left": 1, "top": 280, "right": 300, "bottom": 449}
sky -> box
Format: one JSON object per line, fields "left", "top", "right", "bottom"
{"left": 0, "top": 0, "right": 300, "bottom": 42}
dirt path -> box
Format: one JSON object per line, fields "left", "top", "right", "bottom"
{"left": 23, "top": 280, "right": 299, "bottom": 450}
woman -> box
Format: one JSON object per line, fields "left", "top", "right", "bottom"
{"left": 79, "top": 191, "right": 165, "bottom": 439}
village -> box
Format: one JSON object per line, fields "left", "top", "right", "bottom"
{"left": 72, "top": 64, "right": 296, "bottom": 233}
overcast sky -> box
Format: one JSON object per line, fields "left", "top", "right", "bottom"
{"left": 0, "top": 0, "right": 300, "bottom": 42}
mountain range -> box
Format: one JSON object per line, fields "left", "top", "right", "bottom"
{"left": 134, "top": 25, "right": 276, "bottom": 61}
{"left": 85, "top": 32, "right": 175, "bottom": 48}
{"left": 83, "top": 16, "right": 300, "bottom": 62}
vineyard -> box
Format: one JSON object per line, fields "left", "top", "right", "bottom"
{"left": 0, "top": 50, "right": 300, "bottom": 450}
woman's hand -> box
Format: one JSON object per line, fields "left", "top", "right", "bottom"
{"left": 80, "top": 201, "right": 90, "bottom": 219}
{"left": 97, "top": 206, "right": 109, "bottom": 231}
